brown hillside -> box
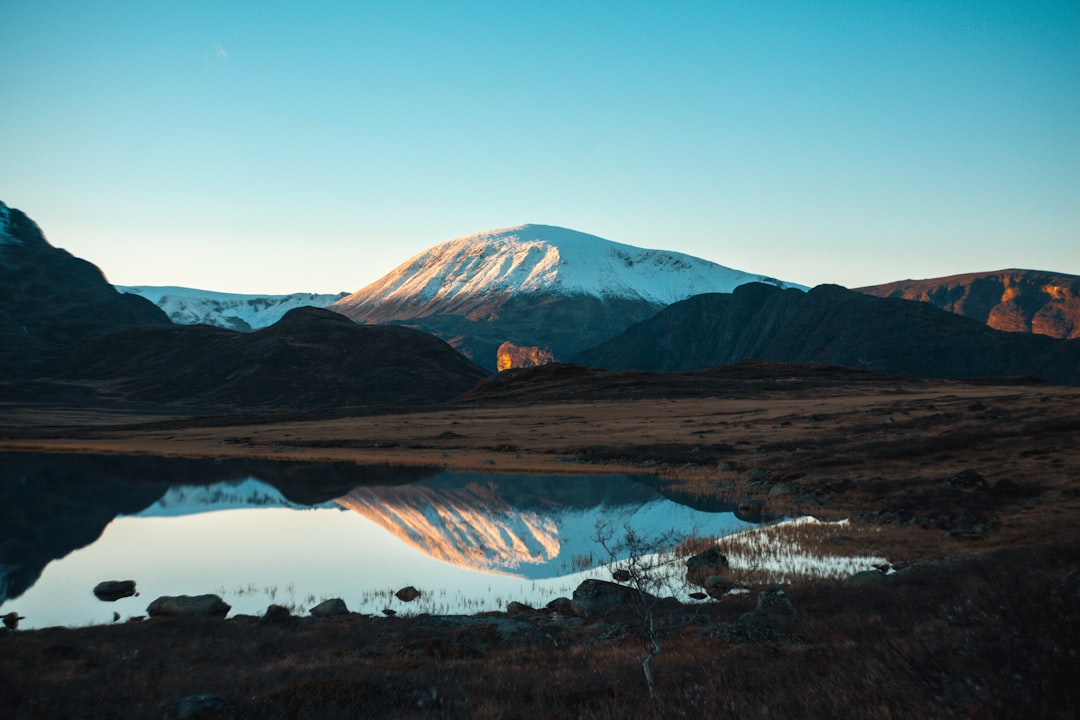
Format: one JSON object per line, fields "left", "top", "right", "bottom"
{"left": 858, "top": 269, "right": 1080, "bottom": 339}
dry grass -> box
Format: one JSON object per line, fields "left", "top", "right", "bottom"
{"left": 1, "top": 543, "right": 1077, "bottom": 718}
{"left": 1, "top": 373, "right": 1078, "bottom": 717}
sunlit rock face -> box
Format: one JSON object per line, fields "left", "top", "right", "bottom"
{"left": 496, "top": 341, "right": 557, "bottom": 371}
{"left": 858, "top": 269, "right": 1080, "bottom": 340}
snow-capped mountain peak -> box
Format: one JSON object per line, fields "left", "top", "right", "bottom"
{"left": 338, "top": 224, "right": 800, "bottom": 310}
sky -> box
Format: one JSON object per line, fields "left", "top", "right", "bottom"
{"left": 1, "top": 1, "right": 1077, "bottom": 294}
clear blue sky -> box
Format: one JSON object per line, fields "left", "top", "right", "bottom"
{"left": 2, "top": 1, "right": 1077, "bottom": 294}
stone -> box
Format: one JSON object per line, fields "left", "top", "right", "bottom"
{"left": 506, "top": 601, "right": 535, "bottom": 616}
{"left": 686, "top": 547, "right": 730, "bottom": 588}
{"left": 611, "top": 568, "right": 632, "bottom": 582}
{"left": 948, "top": 469, "right": 986, "bottom": 489}
{"left": 260, "top": 604, "right": 295, "bottom": 626}
{"left": 546, "top": 597, "right": 574, "bottom": 615}
{"left": 93, "top": 579, "right": 136, "bottom": 601}
{"left": 164, "top": 693, "right": 237, "bottom": 720}
{"left": 309, "top": 598, "right": 349, "bottom": 617}
{"left": 3, "top": 612, "right": 24, "bottom": 630}
{"left": 756, "top": 586, "right": 795, "bottom": 617}
{"left": 571, "top": 579, "right": 654, "bottom": 619}
{"left": 147, "top": 594, "right": 230, "bottom": 619}
{"left": 847, "top": 570, "right": 888, "bottom": 586}
{"left": 395, "top": 586, "right": 421, "bottom": 602}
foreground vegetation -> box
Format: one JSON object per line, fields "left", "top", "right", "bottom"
{"left": 1, "top": 540, "right": 1077, "bottom": 719}
{"left": 2, "top": 367, "right": 1078, "bottom": 717}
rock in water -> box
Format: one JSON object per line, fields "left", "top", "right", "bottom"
{"left": 94, "top": 579, "right": 136, "bottom": 601}
{"left": 395, "top": 586, "right": 421, "bottom": 602}
{"left": 309, "top": 598, "right": 349, "bottom": 617}
{"left": 147, "top": 594, "right": 231, "bottom": 618}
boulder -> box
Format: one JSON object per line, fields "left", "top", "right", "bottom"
{"left": 756, "top": 586, "right": 795, "bottom": 617}
{"left": 571, "top": 579, "right": 654, "bottom": 619}
{"left": 260, "top": 604, "right": 295, "bottom": 626}
{"left": 948, "top": 469, "right": 986, "bottom": 489}
{"left": 506, "top": 601, "right": 535, "bottom": 616}
{"left": 93, "top": 579, "right": 136, "bottom": 601}
{"left": 847, "top": 570, "right": 888, "bottom": 587}
{"left": 395, "top": 586, "right": 421, "bottom": 602}
{"left": 686, "top": 547, "right": 730, "bottom": 588}
{"left": 147, "top": 594, "right": 230, "bottom": 619}
{"left": 546, "top": 597, "right": 573, "bottom": 615}
{"left": 309, "top": 598, "right": 349, "bottom": 617}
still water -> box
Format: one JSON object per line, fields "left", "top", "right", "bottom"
{"left": 0, "top": 454, "right": 759, "bottom": 629}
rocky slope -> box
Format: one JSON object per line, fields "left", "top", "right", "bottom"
{"left": 331, "top": 224, "right": 801, "bottom": 370}
{"left": 0, "top": 201, "right": 169, "bottom": 377}
{"left": 857, "top": 269, "right": 1080, "bottom": 339}
{"left": 576, "top": 283, "right": 1080, "bottom": 384}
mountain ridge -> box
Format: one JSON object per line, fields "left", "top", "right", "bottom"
{"left": 857, "top": 268, "right": 1080, "bottom": 339}
{"left": 575, "top": 282, "right": 1080, "bottom": 384}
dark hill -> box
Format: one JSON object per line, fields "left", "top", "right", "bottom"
{"left": 45, "top": 306, "right": 490, "bottom": 409}
{"left": 575, "top": 283, "right": 1080, "bottom": 384}
{"left": 858, "top": 269, "right": 1080, "bottom": 339}
{"left": 0, "top": 201, "right": 169, "bottom": 376}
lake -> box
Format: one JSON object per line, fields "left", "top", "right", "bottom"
{"left": 0, "top": 453, "right": 762, "bottom": 629}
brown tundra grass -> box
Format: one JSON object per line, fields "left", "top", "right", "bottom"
{"left": 1, "top": 542, "right": 1077, "bottom": 719}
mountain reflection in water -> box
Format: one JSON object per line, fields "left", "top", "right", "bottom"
{"left": 338, "top": 472, "right": 753, "bottom": 578}
{"left": 0, "top": 453, "right": 759, "bottom": 628}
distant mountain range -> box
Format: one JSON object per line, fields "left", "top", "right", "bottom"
{"left": 0, "top": 200, "right": 486, "bottom": 409}
{"left": 858, "top": 269, "right": 1080, "bottom": 340}
{"left": 329, "top": 224, "right": 802, "bottom": 370}
{"left": 117, "top": 286, "right": 348, "bottom": 331}
{"left": 3, "top": 198, "right": 1079, "bottom": 394}
{"left": 575, "top": 283, "right": 1080, "bottom": 384}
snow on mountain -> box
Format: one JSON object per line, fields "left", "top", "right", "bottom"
{"left": 134, "top": 478, "right": 342, "bottom": 517}
{"left": 117, "top": 285, "right": 347, "bottom": 331}
{"left": 333, "top": 224, "right": 803, "bottom": 315}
